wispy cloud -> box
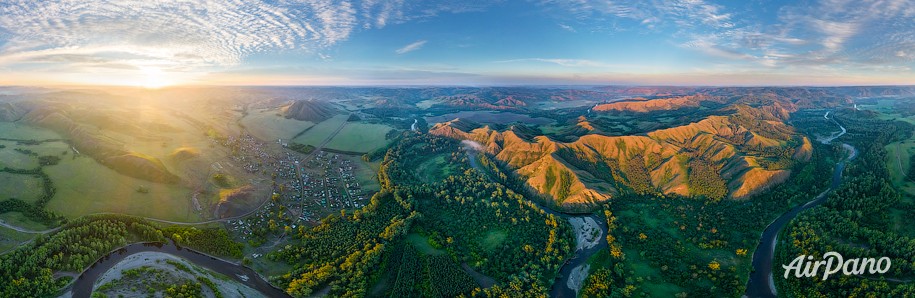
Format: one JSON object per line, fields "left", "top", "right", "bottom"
{"left": 558, "top": 23, "right": 576, "bottom": 32}
{"left": 0, "top": 1, "right": 486, "bottom": 73}
{"left": 395, "top": 40, "right": 427, "bottom": 54}
{"left": 494, "top": 58, "right": 607, "bottom": 67}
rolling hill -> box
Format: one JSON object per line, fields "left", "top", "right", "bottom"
{"left": 282, "top": 100, "right": 338, "bottom": 122}
{"left": 431, "top": 93, "right": 819, "bottom": 211}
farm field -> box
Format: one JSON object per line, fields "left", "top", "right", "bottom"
{"left": 239, "top": 109, "right": 315, "bottom": 141}
{"left": 324, "top": 122, "right": 394, "bottom": 153}
{"left": 291, "top": 114, "right": 349, "bottom": 147}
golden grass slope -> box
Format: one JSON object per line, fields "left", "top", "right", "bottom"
{"left": 593, "top": 95, "right": 722, "bottom": 112}
{"left": 431, "top": 105, "right": 808, "bottom": 210}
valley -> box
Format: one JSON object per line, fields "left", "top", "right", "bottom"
{"left": 1, "top": 86, "right": 914, "bottom": 298}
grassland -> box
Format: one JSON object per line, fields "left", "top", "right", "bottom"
{"left": 291, "top": 114, "right": 349, "bottom": 146}
{"left": 0, "top": 141, "right": 39, "bottom": 169}
{"left": 0, "top": 172, "right": 43, "bottom": 203}
{"left": 480, "top": 230, "right": 507, "bottom": 252}
{"left": 343, "top": 155, "right": 381, "bottom": 192}
{"left": 414, "top": 154, "right": 458, "bottom": 184}
{"left": 0, "top": 212, "right": 47, "bottom": 231}
{"left": 324, "top": 123, "right": 394, "bottom": 153}
{"left": 240, "top": 109, "right": 315, "bottom": 141}
{"left": 406, "top": 233, "right": 445, "bottom": 256}
{"left": 44, "top": 156, "right": 198, "bottom": 222}
{"left": 0, "top": 122, "right": 62, "bottom": 139}
{"left": 0, "top": 225, "right": 33, "bottom": 253}
{"left": 857, "top": 99, "right": 915, "bottom": 196}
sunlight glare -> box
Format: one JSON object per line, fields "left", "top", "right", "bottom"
{"left": 141, "top": 67, "right": 170, "bottom": 89}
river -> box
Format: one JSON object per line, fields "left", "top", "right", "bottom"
{"left": 460, "top": 141, "right": 609, "bottom": 297}
{"left": 744, "top": 112, "right": 856, "bottom": 298}
{"left": 66, "top": 242, "right": 290, "bottom": 298}
{"left": 549, "top": 214, "right": 609, "bottom": 298}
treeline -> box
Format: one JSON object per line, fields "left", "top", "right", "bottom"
{"left": 0, "top": 167, "right": 63, "bottom": 226}
{"left": 776, "top": 109, "right": 915, "bottom": 296}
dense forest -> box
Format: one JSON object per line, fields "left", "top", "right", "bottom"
{"left": 776, "top": 109, "right": 915, "bottom": 296}
{"left": 272, "top": 133, "right": 573, "bottom": 297}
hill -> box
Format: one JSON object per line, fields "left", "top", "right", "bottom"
{"left": 593, "top": 95, "right": 724, "bottom": 112}
{"left": 430, "top": 95, "right": 816, "bottom": 211}
{"left": 282, "top": 100, "right": 337, "bottom": 122}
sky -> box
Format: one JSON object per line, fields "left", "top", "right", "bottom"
{"left": 0, "top": 0, "right": 913, "bottom": 87}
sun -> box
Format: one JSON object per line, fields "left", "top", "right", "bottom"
{"left": 140, "top": 67, "right": 171, "bottom": 89}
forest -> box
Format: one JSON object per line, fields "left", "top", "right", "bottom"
{"left": 271, "top": 132, "right": 573, "bottom": 297}
{"left": 776, "top": 109, "right": 915, "bottom": 296}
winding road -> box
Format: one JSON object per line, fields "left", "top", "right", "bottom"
{"left": 744, "top": 111, "right": 856, "bottom": 298}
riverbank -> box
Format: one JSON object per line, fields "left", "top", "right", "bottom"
{"left": 59, "top": 251, "right": 264, "bottom": 298}
{"left": 63, "top": 242, "right": 290, "bottom": 298}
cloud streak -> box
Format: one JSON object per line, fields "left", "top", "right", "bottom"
{"left": 395, "top": 40, "right": 427, "bottom": 54}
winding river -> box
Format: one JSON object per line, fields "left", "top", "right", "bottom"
{"left": 461, "top": 141, "right": 609, "bottom": 297}
{"left": 67, "top": 242, "right": 290, "bottom": 298}
{"left": 744, "top": 112, "right": 857, "bottom": 298}
{"left": 549, "top": 214, "right": 609, "bottom": 298}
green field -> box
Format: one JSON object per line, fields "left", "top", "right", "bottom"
{"left": 291, "top": 114, "right": 349, "bottom": 147}
{"left": 0, "top": 122, "right": 63, "bottom": 139}
{"left": 480, "top": 230, "right": 507, "bottom": 252}
{"left": 0, "top": 172, "right": 43, "bottom": 203}
{"left": 343, "top": 155, "right": 381, "bottom": 192}
{"left": 406, "top": 233, "right": 445, "bottom": 256}
{"left": 0, "top": 142, "right": 38, "bottom": 169}
{"left": 44, "top": 156, "right": 198, "bottom": 222}
{"left": 240, "top": 109, "right": 315, "bottom": 141}
{"left": 414, "top": 154, "right": 458, "bottom": 184}
{"left": 0, "top": 225, "right": 33, "bottom": 253}
{"left": 324, "top": 123, "right": 394, "bottom": 153}
{"left": 0, "top": 212, "right": 47, "bottom": 231}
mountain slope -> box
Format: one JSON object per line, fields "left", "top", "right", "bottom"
{"left": 431, "top": 98, "right": 812, "bottom": 211}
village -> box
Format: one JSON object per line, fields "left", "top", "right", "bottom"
{"left": 218, "top": 133, "right": 373, "bottom": 247}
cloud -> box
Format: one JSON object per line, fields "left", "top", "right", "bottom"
{"left": 558, "top": 23, "right": 576, "bottom": 32}
{"left": 0, "top": 0, "right": 488, "bottom": 73}
{"left": 494, "top": 58, "right": 608, "bottom": 67}
{"left": 395, "top": 40, "right": 427, "bottom": 54}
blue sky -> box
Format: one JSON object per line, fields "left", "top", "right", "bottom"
{"left": 0, "top": 0, "right": 913, "bottom": 86}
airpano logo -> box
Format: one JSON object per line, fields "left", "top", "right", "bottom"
{"left": 782, "top": 252, "right": 891, "bottom": 280}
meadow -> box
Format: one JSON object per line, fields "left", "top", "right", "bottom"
{"left": 856, "top": 98, "right": 915, "bottom": 196}
{"left": 291, "top": 114, "right": 349, "bottom": 147}
{"left": 239, "top": 109, "right": 315, "bottom": 141}
{"left": 324, "top": 123, "right": 393, "bottom": 153}
{"left": 44, "top": 156, "right": 198, "bottom": 222}
{"left": 0, "top": 141, "right": 38, "bottom": 169}
{"left": 0, "top": 225, "right": 32, "bottom": 253}
{"left": 0, "top": 172, "right": 43, "bottom": 203}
